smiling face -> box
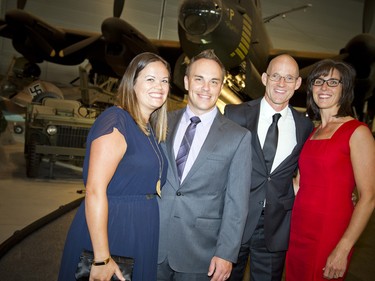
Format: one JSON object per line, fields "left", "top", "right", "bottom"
{"left": 134, "top": 61, "right": 169, "bottom": 119}
{"left": 262, "top": 55, "right": 302, "bottom": 111}
{"left": 184, "top": 58, "right": 224, "bottom": 116}
{"left": 312, "top": 68, "right": 342, "bottom": 112}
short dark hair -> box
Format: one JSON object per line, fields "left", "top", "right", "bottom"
{"left": 306, "top": 59, "right": 356, "bottom": 120}
{"left": 185, "top": 49, "right": 226, "bottom": 81}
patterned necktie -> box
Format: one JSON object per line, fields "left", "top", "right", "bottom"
{"left": 263, "top": 113, "right": 281, "bottom": 173}
{"left": 176, "top": 116, "right": 201, "bottom": 181}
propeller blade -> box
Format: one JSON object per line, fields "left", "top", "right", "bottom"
{"left": 17, "top": 0, "right": 27, "bottom": 10}
{"left": 27, "top": 27, "right": 56, "bottom": 57}
{"left": 113, "top": 0, "right": 125, "bottom": 18}
{"left": 0, "top": 24, "right": 7, "bottom": 34}
{"left": 59, "top": 35, "right": 101, "bottom": 57}
{"left": 363, "top": 0, "right": 375, "bottom": 33}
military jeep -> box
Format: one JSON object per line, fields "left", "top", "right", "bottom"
{"left": 24, "top": 98, "right": 99, "bottom": 178}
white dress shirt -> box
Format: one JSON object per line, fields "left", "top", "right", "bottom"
{"left": 173, "top": 106, "right": 217, "bottom": 182}
{"left": 258, "top": 98, "right": 297, "bottom": 173}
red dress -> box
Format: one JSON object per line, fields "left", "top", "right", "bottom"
{"left": 286, "top": 120, "right": 365, "bottom": 281}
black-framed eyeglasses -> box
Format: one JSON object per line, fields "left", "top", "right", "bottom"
{"left": 266, "top": 73, "right": 298, "bottom": 83}
{"left": 312, "top": 78, "right": 342, "bottom": 87}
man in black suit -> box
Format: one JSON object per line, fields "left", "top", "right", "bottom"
{"left": 225, "top": 54, "right": 314, "bottom": 281}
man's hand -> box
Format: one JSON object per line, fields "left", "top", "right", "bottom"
{"left": 207, "top": 256, "right": 232, "bottom": 281}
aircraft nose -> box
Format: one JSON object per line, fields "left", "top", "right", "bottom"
{"left": 178, "top": 0, "right": 222, "bottom": 36}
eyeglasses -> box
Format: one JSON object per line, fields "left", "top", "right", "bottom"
{"left": 312, "top": 78, "right": 342, "bottom": 87}
{"left": 266, "top": 73, "right": 298, "bottom": 83}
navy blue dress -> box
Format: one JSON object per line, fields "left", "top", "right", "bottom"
{"left": 58, "top": 106, "right": 167, "bottom": 281}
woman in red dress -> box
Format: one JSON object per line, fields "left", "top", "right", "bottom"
{"left": 286, "top": 59, "right": 375, "bottom": 280}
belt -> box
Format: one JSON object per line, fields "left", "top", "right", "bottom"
{"left": 146, "top": 193, "right": 158, "bottom": 199}
{"left": 107, "top": 193, "right": 158, "bottom": 201}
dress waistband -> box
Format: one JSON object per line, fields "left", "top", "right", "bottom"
{"left": 107, "top": 193, "right": 158, "bottom": 201}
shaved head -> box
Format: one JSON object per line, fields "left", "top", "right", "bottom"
{"left": 262, "top": 54, "right": 302, "bottom": 111}
{"left": 267, "top": 54, "right": 300, "bottom": 77}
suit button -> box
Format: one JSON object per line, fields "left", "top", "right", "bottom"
{"left": 176, "top": 191, "right": 182, "bottom": 196}
{"left": 268, "top": 177, "right": 271, "bottom": 181}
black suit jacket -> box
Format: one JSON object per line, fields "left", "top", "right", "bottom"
{"left": 225, "top": 98, "right": 313, "bottom": 251}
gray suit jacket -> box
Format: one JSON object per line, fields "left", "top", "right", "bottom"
{"left": 158, "top": 108, "right": 252, "bottom": 273}
{"left": 225, "top": 98, "right": 314, "bottom": 252}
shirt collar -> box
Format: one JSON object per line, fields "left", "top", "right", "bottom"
{"left": 184, "top": 105, "right": 217, "bottom": 125}
{"left": 260, "top": 97, "right": 289, "bottom": 121}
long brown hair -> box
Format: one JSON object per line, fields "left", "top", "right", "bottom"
{"left": 116, "top": 52, "right": 170, "bottom": 142}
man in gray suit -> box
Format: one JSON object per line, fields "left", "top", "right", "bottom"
{"left": 157, "top": 49, "right": 252, "bottom": 281}
{"left": 224, "top": 54, "right": 314, "bottom": 281}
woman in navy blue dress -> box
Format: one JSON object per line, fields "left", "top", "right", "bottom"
{"left": 58, "top": 52, "right": 170, "bottom": 281}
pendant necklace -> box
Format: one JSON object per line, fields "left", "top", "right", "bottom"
{"left": 147, "top": 125, "right": 163, "bottom": 197}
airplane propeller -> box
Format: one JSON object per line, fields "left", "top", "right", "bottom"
{"left": 362, "top": 0, "right": 374, "bottom": 33}
{"left": 113, "top": 0, "right": 125, "bottom": 18}
{"left": 0, "top": 0, "right": 27, "bottom": 33}
{"left": 26, "top": 26, "right": 56, "bottom": 57}
{"left": 0, "top": 21, "right": 6, "bottom": 34}
{"left": 0, "top": 0, "right": 53, "bottom": 56}
{"left": 17, "top": 0, "right": 27, "bottom": 10}
{"left": 59, "top": 0, "right": 126, "bottom": 58}
{"left": 59, "top": 35, "right": 102, "bottom": 57}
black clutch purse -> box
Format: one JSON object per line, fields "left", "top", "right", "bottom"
{"left": 75, "top": 249, "right": 134, "bottom": 281}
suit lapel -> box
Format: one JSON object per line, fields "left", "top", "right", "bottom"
{"left": 271, "top": 106, "right": 304, "bottom": 174}
{"left": 245, "top": 101, "right": 267, "bottom": 171}
{"left": 245, "top": 101, "right": 260, "bottom": 133}
{"left": 166, "top": 110, "right": 184, "bottom": 189}
{"left": 291, "top": 107, "right": 306, "bottom": 148}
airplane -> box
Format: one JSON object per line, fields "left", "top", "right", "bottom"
{"left": 0, "top": 0, "right": 184, "bottom": 108}
{"left": 0, "top": 0, "right": 374, "bottom": 124}
{"left": 0, "top": 0, "right": 173, "bottom": 79}
{"left": 176, "top": 0, "right": 375, "bottom": 121}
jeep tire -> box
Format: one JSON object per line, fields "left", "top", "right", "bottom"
{"left": 26, "top": 135, "right": 41, "bottom": 178}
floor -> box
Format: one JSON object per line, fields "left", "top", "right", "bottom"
{"left": 0, "top": 127, "right": 84, "bottom": 244}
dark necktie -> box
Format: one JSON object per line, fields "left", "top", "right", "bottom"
{"left": 263, "top": 113, "right": 281, "bottom": 173}
{"left": 176, "top": 116, "right": 201, "bottom": 181}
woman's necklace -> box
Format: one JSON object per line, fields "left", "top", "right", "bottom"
{"left": 147, "top": 125, "right": 163, "bottom": 197}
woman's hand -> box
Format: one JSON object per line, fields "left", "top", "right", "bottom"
{"left": 89, "top": 258, "right": 125, "bottom": 281}
{"left": 322, "top": 246, "right": 349, "bottom": 279}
